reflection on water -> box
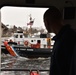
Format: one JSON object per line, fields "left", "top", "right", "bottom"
{"left": 1, "top": 54, "right": 50, "bottom": 75}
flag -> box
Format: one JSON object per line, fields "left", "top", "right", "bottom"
{"left": 27, "top": 20, "right": 34, "bottom": 25}
{"left": 27, "top": 14, "right": 35, "bottom": 26}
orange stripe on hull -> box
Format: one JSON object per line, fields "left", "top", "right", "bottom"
{"left": 6, "top": 45, "right": 16, "bottom": 56}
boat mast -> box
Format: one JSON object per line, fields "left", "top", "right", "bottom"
{"left": 27, "top": 14, "right": 35, "bottom": 37}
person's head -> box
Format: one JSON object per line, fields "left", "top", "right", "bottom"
{"left": 43, "top": 6, "right": 63, "bottom": 34}
{"left": 10, "top": 39, "right": 13, "bottom": 42}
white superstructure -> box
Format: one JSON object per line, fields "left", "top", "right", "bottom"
{"left": 8, "top": 31, "right": 53, "bottom": 48}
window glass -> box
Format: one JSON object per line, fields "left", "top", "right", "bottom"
{"left": 1, "top": 6, "right": 51, "bottom": 73}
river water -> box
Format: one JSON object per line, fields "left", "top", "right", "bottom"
{"left": 1, "top": 54, "right": 51, "bottom": 75}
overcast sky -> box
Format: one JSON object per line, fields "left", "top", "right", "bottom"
{"left": 1, "top": 6, "right": 48, "bottom": 29}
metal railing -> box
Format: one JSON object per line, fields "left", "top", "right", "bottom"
{"left": 1, "top": 69, "right": 50, "bottom": 71}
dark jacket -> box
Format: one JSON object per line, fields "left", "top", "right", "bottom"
{"left": 50, "top": 25, "right": 76, "bottom": 75}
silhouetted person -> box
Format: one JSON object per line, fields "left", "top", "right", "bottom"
{"left": 43, "top": 6, "right": 76, "bottom": 75}
{"left": 8, "top": 39, "right": 17, "bottom": 45}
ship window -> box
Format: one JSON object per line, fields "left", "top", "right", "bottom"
{"left": 15, "top": 35, "right": 18, "bottom": 38}
{"left": 20, "top": 35, "right": 23, "bottom": 38}
{"left": 40, "top": 34, "right": 47, "bottom": 38}
{"left": 1, "top": 6, "right": 51, "bottom": 72}
{"left": 31, "top": 40, "right": 33, "bottom": 42}
{"left": 37, "top": 40, "right": 41, "bottom": 43}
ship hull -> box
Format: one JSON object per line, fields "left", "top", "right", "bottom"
{"left": 1, "top": 45, "right": 52, "bottom": 58}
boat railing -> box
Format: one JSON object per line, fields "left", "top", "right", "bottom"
{"left": 1, "top": 69, "right": 49, "bottom": 71}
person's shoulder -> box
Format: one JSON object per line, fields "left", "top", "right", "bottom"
{"left": 65, "top": 24, "right": 76, "bottom": 33}
{"left": 63, "top": 24, "right": 76, "bottom": 39}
